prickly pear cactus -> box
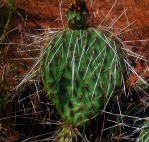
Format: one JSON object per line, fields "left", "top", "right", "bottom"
{"left": 41, "top": 27, "right": 126, "bottom": 126}
{"left": 41, "top": 1, "right": 127, "bottom": 137}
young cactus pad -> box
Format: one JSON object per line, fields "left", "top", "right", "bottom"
{"left": 66, "top": 1, "right": 89, "bottom": 29}
{"left": 41, "top": 28, "right": 126, "bottom": 127}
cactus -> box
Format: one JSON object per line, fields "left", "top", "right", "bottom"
{"left": 66, "top": 0, "right": 89, "bottom": 29}
{"left": 41, "top": 0, "right": 127, "bottom": 140}
{"left": 41, "top": 29, "right": 127, "bottom": 126}
{"left": 139, "top": 121, "right": 149, "bottom": 142}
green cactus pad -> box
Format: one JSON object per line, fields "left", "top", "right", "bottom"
{"left": 66, "top": 1, "right": 89, "bottom": 29}
{"left": 41, "top": 28, "right": 126, "bottom": 127}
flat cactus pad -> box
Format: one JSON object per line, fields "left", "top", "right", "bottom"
{"left": 41, "top": 28, "right": 127, "bottom": 126}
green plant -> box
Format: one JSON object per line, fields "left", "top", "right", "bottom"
{"left": 66, "top": 0, "right": 89, "bottom": 29}
{"left": 138, "top": 120, "right": 149, "bottom": 142}
{"left": 41, "top": 0, "right": 128, "bottom": 140}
